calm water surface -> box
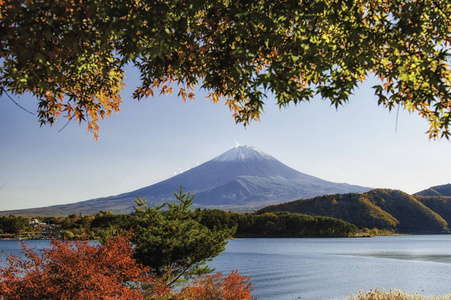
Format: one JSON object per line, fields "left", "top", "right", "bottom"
{"left": 209, "top": 236, "right": 451, "bottom": 300}
{"left": 2, "top": 236, "right": 451, "bottom": 300}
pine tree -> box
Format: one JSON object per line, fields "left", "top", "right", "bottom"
{"left": 132, "top": 186, "right": 236, "bottom": 286}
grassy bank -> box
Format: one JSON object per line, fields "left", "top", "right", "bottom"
{"left": 348, "top": 289, "right": 451, "bottom": 300}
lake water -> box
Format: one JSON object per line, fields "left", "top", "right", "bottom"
{"left": 2, "top": 236, "right": 451, "bottom": 300}
{"left": 209, "top": 236, "right": 451, "bottom": 300}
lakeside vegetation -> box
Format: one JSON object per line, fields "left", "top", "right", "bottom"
{"left": 347, "top": 289, "right": 451, "bottom": 300}
{"left": 0, "top": 209, "right": 359, "bottom": 240}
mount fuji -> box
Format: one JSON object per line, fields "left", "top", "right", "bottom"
{"left": 1, "top": 145, "right": 371, "bottom": 216}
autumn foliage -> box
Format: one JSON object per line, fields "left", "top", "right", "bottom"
{"left": 2, "top": 0, "right": 451, "bottom": 138}
{"left": 0, "top": 235, "right": 165, "bottom": 299}
{"left": 178, "top": 271, "right": 253, "bottom": 300}
{"left": 0, "top": 235, "right": 253, "bottom": 300}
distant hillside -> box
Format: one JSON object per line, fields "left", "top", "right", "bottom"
{"left": 411, "top": 184, "right": 451, "bottom": 227}
{"left": 258, "top": 189, "right": 447, "bottom": 233}
{"left": 415, "top": 195, "right": 451, "bottom": 225}
{"left": 415, "top": 184, "right": 451, "bottom": 196}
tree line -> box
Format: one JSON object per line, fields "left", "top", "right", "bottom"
{"left": 0, "top": 205, "right": 358, "bottom": 240}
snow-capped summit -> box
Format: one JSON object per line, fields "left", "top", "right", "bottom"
{"left": 213, "top": 145, "right": 276, "bottom": 162}
{"left": 94, "top": 145, "right": 370, "bottom": 209}
{"left": 7, "top": 145, "right": 372, "bottom": 215}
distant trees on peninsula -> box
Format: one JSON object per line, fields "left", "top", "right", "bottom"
{"left": 0, "top": 202, "right": 359, "bottom": 240}
{"left": 0, "top": 216, "right": 28, "bottom": 236}
{"left": 196, "top": 209, "right": 358, "bottom": 237}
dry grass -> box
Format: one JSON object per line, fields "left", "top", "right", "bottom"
{"left": 348, "top": 289, "right": 451, "bottom": 300}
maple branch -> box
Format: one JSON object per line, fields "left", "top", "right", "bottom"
{"left": 1, "top": 88, "right": 35, "bottom": 116}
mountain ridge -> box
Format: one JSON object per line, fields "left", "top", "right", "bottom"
{"left": 0, "top": 145, "right": 371, "bottom": 216}
{"left": 415, "top": 183, "right": 451, "bottom": 197}
{"left": 258, "top": 189, "right": 448, "bottom": 233}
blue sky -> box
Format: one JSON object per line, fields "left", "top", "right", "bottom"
{"left": 1, "top": 69, "right": 450, "bottom": 211}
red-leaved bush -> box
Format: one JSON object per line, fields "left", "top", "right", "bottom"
{"left": 0, "top": 235, "right": 253, "bottom": 300}
{"left": 0, "top": 235, "right": 168, "bottom": 300}
{"left": 178, "top": 271, "right": 253, "bottom": 300}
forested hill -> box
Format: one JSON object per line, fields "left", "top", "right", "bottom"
{"left": 258, "top": 189, "right": 448, "bottom": 233}
{"left": 415, "top": 196, "right": 451, "bottom": 226}
{"left": 411, "top": 184, "right": 451, "bottom": 227}
{"left": 415, "top": 184, "right": 451, "bottom": 197}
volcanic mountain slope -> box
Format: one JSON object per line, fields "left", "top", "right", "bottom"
{"left": 258, "top": 189, "right": 448, "bottom": 233}
{"left": 1, "top": 145, "right": 371, "bottom": 216}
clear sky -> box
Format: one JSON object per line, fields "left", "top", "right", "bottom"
{"left": 1, "top": 68, "right": 450, "bottom": 211}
